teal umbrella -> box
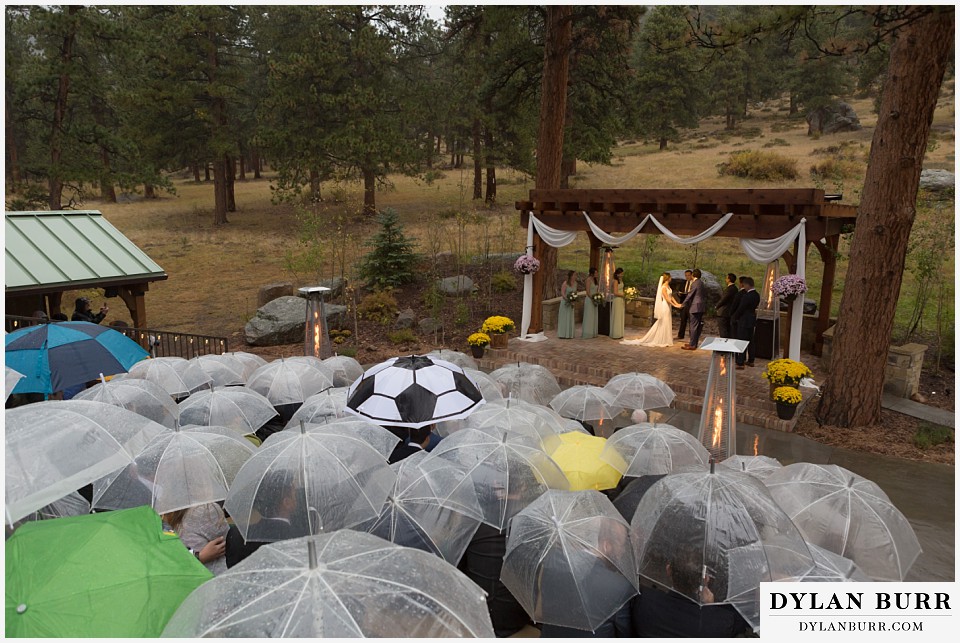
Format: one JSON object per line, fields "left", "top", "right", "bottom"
{"left": 5, "top": 506, "right": 212, "bottom": 638}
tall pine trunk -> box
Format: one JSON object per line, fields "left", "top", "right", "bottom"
{"left": 48, "top": 6, "right": 79, "bottom": 210}
{"left": 472, "top": 118, "right": 482, "bottom": 200}
{"left": 530, "top": 6, "right": 572, "bottom": 332}
{"left": 252, "top": 147, "right": 261, "bottom": 179}
{"left": 816, "top": 8, "right": 953, "bottom": 428}
{"left": 213, "top": 157, "right": 229, "bottom": 225}
{"left": 238, "top": 153, "right": 246, "bottom": 180}
{"left": 309, "top": 168, "right": 321, "bottom": 201}
{"left": 362, "top": 166, "right": 377, "bottom": 216}
{"left": 192, "top": 163, "right": 201, "bottom": 182}
{"left": 99, "top": 148, "right": 116, "bottom": 202}
{"left": 6, "top": 103, "right": 21, "bottom": 186}
{"left": 484, "top": 126, "right": 496, "bottom": 205}
{"left": 225, "top": 154, "right": 236, "bottom": 212}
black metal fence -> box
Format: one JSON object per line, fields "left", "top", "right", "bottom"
{"left": 5, "top": 315, "right": 228, "bottom": 359}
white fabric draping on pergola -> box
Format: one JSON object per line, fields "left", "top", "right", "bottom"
{"left": 519, "top": 214, "right": 807, "bottom": 361}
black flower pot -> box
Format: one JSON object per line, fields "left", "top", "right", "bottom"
{"left": 470, "top": 345, "right": 485, "bottom": 358}
{"left": 776, "top": 401, "right": 798, "bottom": 420}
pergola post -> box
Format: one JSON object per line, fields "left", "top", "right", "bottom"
{"left": 781, "top": 247, "right": 797, "bottom": 359}
{"left": 813, "top": 235, "right": 839, "bottom": 356}
{"left": 116, "top": 283, "right": 149, "bottom": 328}
{"left": 588, "top": 231, "right": 603, "bottom": 275}
{"left": 530, "top": 233, "right": 546, "bottom": 333}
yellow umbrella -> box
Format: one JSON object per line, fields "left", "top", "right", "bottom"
{"left": 547, "top": 431, "right": 624, "bottom": 491}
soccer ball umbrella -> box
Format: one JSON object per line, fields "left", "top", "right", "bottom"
{"left": 345, "top": 355, "right": 484, "bottom": 429}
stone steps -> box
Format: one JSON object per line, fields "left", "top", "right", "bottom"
{"left": 477, "top": 345, "right": 806, "bottom": 432}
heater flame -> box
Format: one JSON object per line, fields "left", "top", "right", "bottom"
{"left": 711, "top": 400, "right": 723, "bottom": 449}
{"left": 312, "top": 309, "right": 321, "bottom": 357}
{"left": 753, "top": 435, "right": 759, "bottom": 456}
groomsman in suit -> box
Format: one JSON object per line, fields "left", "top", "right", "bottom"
{"left": 676, "top": 270, "right": 694, "bottom": 340}
{"left": 681, "top": 269, "right": 706, "bottom": 350}
{"left": 715, "top": 273, "right": 739, "bottom": 339}
{"left": 730, "top": 276, "right": 760, "bottom": 369}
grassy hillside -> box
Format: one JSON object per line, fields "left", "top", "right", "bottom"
{"left": 59, "top": 90, "right": 954, "bottom": 362}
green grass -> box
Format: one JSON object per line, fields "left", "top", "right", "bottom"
{"left": 912, "top": 422, "right": 954, "bottom": 449}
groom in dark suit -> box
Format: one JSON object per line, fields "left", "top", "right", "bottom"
{"left": 681, "top": 269, "right": 706, "bottom": 350}
{"left": 730, "top": 276, "right": 761, "bottom": 368}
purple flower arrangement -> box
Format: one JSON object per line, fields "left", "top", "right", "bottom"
{"left": 514, "top": 255, "right": 541, "bottom": 275}
{"left": 772, "top": 274, "right": 808, "bottom": 298}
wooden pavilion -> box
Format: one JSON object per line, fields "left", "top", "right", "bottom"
{"left": 515, "top": 188, "right": 858, "bottom": 356}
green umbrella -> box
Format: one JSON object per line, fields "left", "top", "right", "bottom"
{"left": 5, "top": 505, "right": 212, "bottom": 638}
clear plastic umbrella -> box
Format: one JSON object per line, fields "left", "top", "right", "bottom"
{"left": 177, "top": 386, "right": 278, "bottom": 433}
{"left": 285, "top": 355, "right": 337, "bottom": 378}
{"left": 225, "top": 423, "right": 397, "bottom": 542}
{"left": 12, "top": 491, "right": 91, "bottom": 528}
{"left": 719, "top": 454, "right": 783, "bottom": 480}
{"left": 498, "top": 397, "right": 570, "bottom": 434}
{"left": 502, "top": 490, "right": 639, "bottom": 632}
{"left": 358, "top": 452, "right": 483, "bottom": 564}
{"left": 764, "top": 462, "right": 922, "bottom": 582}
{"left": 426, "top": 349, "right": 478, "bottom": 371}
{"left": 191, "top": 354, "right": 247, "bottom": 387}
{"left": 322, "top": 354, "right": 365, "bottom": 387}
{"left": 427, "top": 427, "right": 569, "bottom": 529}
{"left": 461, "top": 403, "right": 558, "bottom": 447}
{"left": 602, "top": 372, "right": 675, "bottom": 410}
{"left": 789, "top": 542, "right": 872, "bottom": 582}
{"left": 549, "top": 385, "right": 624, "bottom": 422}
{"left": 75, "top": 377, "right": 179, "bottom": 429}
{"left": 246, "top": 357, "right": 335, "bottom": 406}
{"left": 4, "top": 400, "right": 168, "bottom": 524}
{"left": 221, "top": 351, "right": 268, "bottom": 380}
{"left": 126, "top": 357, "right": 212, "bottom": 397}
{"left": 5, "top": 366, "right": 24, "bottom": 401}
{"left": 631, "top": 466, "right": 814, "bottom": 631}
{"left": 93, "top": 424, "right": 256, "bottom": 515}
{"left": 600, "top": 423, "right": 710, "bottom": 477}
{"left": 160, "top": 531, "right": 495, "bottom": 637}
{"left": 276, "top": 418, "right": 401, "bottom": 461}
{"left": 489, "top": 362, "right": 562, "bottom": 406}
{"left": 463, "top": 368, "right": 504, "bottom": 402}
{"left": 284, "top": 387, "right": 351, "bottom": 429}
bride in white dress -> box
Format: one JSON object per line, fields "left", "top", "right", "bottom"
{"left": 621, "top": 272, "right": 682, "bottom": 347}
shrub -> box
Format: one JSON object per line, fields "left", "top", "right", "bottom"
{"left": 387, "top": 328, "right": 418, "bottom": 345}
{"left": 912, "top": 422, "right": 954, "bottom": 449}
{"left": 6, "top": 183, "right": 50, "bottom": 211}
{"left": 762, "top": 138, "right": 790, "bottom": 148}
{"left": 717, "top": 150, "right": 799, "bottom": 182}
{"left": 491, "top": 270, "right": 517, "bottom": 293}
{"left": 358, "top": 290, "right": 399, "bottom": 325}
{"left": 770, "top": 121, "right": 798, "bottom": 133}
{"left": 357, "top": 208, "right": 420, "bottom": 289}
{"left": 423, "top": 169, "right": 446, "bottom": 185}
{"left": 810, "top": 158, "right": 862, "bottom": 181}
{"left": 336, "top": 347, "right": 358, "bottom": 358}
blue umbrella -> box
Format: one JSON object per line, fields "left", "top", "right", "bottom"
{"left": 5, "top": 322, "right": 149, "bottom": 395}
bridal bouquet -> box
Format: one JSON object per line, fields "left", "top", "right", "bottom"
{"left": 772, "top": 274, "right": 807, "bottom": 298}
{"left": 565, "top": 290, "right": 580, "bottom": 304}
{"left": 513, "top": 255, "right": 541, "bottom": 275}
{"left": 624, "top": 286, "right": 639, "bottom": 301}
{"left": 591, "top": 292, "right": 605, "bottom": 306}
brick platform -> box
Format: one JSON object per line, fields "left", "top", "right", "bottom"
{"left": 477, "top": 328, "right": 825, "bottom": 432}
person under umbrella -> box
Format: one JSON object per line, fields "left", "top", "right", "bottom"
{"left": 387, "top": 425, "right": 434, "bottom": 464}
{"left": 225, "top": 469, "right": 309, "bottom": 568}
{"left": 322, "top": 354, "right": 365, "bottom": 387}
{"left": 162, "top": 504, "right": 228, "bottom": 574}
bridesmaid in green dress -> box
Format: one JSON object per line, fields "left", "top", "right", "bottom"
{"left": 581, "top": 267, "right": 599, "bottom": 339}
{"left": 558, "top": 270, "right": 577, "bottom": 339}
{"left": 610, "top": 267, "right": 625, "bottom": 339}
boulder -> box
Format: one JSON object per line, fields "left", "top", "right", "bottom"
{"left": 318, "top": 277, "right": 346, "bottom": 299}
{"left": 395, "top": 308, "right": 416, "bottom": 329}
{"left": 919, "top": 169, "right": 955, "bottom": 194}
{"left": 419, "top": 317, "right": 442, "bottom": 334}
{"left": 665, "top": 269, "right": 722, "bottom": 309}
{"left": 257, "top": 282, "right": 294, "bottom": 307}
{"left": 779, "top": 297, "right": 817, "bottom": 316}
{"left": 806, "top": 102, "right": 862, "bottom": 136}
{"left": 437, "top": 275, "right": 476, "bottom": 296}
{"left": 245, "top": 296, "right": 347, "bottom": 346}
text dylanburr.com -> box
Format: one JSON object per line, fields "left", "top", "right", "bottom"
{"left": 760, "top": 583, "right": 955, "bottom": 640}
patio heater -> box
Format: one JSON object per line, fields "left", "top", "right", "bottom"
{"left": 696, "top": 337, "right": 750, "bottom": 462}
{"left": 753, "top": 262, "right": 780, "bottom": 360}
{"left": 597, "top": 247, "right": 616, "bottom": 297}
{"left": 299, "top": 286, "right": 332, "bottom": 359}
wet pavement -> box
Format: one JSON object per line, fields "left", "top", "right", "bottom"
{"left": 639, "top": 408, "right": 955, "bottom": 582}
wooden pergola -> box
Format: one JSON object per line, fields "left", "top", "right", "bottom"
{"left": 515, "top": 188, "right": 858, "bottom": 356}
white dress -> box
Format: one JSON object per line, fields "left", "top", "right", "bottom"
{"left": 622, "top": 284, "right": 675, "bottom": 347}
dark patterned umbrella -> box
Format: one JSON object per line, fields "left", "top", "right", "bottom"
{"left": 345, "top": 355, "right": 484, "bottom": 429}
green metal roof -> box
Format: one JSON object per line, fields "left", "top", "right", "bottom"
{"left": 5, "top": 210, "right": 167, "bottom": 293}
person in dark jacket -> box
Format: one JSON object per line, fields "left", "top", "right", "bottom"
{"left": 632, "top": 542, "right": 750, "bottom": 638}
{"left": 388, "top": 425, "right": 432, "bottom": 464}
{"left": 729, "top": 276, "right": 761, "bottom": 369}
{"left": 715, "top": 273, "right": 738, "bottom": 339}
{"left": 458, "top": 523, "right": 530, "bottom": 637}
{"left": 72, "top": 297, "right": 108, "bottom": 324}
{"left": 225, "top": 471, "right": 308, "bottom": 568}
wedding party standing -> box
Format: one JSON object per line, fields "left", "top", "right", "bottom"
{"left": 731, "top": 276, "right": 760, "bottom": 369}
{"left": 715, "top": 273, "right": 738, "bottom": 339}
{"left": 557, "top": 271, "right": 577, "bottom": 339}
{"left": 609, "top": 268, "right": 625, "bottom": 340}
{"left": 675, "top": 270, "right": 693, "bottom": 340}
{"left": 581, "top": 267, "right": 599, "bottom": 339}
{"left": 622, "top": 272, "right": 681, "bottom": 347}
{"left": 681, "top": 269, "right": 706, "bottom": 350}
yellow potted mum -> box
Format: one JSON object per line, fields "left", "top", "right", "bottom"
{"left": 762, "top": 358, "right": 813, "bottom": 399}
{"left": 772, "top": 386, "right": 803, "bottom": 420}
{"left": 467, "top": 332, "right": 491, "bottom": 358}
{"left": 481, "top": 316, "right": 515, "bottom": 349}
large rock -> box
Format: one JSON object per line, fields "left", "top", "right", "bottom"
{"left": 245, "top": 296, "right": 347, "bottom": 346}
{"left": 395, "top": 308, "right": 416, "bottom": 329}
{"left": 419, "top": 317, "right": 441, "bottom": 334}
{"left": 919, "top": 169, "right": 955, "bottom": 194}
{"left": 666, "top": 269, "right": 722, "bottom": 309}
{"left": 806, "top": 102, "right": 862, "bottom": 135}
{"left": 257, "top": 282, "right": 294, "bottom": 307}
{"left": 318, "top": 277, "right": 346, "bottom": 299}
{"left": 437, "top": 275, "right": 476, "bottom": 296}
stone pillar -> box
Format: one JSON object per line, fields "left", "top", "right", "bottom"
{"left": 884, "top": 343, "right": 927, "bottom": 398}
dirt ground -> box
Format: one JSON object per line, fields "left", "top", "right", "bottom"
{"left": 238, "top": 255, "right": 954, "bottom": 467}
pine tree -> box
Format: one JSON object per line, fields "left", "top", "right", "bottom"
{"left": 358, "top": 209, "right": 420, "bottom": 289}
